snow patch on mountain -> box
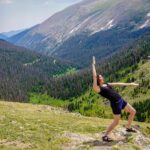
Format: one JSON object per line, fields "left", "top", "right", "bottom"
{"left": 69, "top": 25, "right": 81, "bottom": 34}
{"left": 69, "top": 17, "right": 92, "bottom": 34}
{"left": 139, "top": 12, "right": 150, "bottom": 29}
{"left": 69, "top": 12, "right": 100, "bottom": 35}
{"left": 147, "top": 12, "right": 150, "bottom": 17}
{"left": 104, "top": 19, "right": 114, "bottom": 29}
{"left": 53, "top": 59, "right": 56, "bottom": 64}
{"left": 91, "top": 19, "right": 114, "bottom": 35}
{"left": 23, "top": 59, "right": 40, "bottom": 66}
{"left": 139, "top": 19, "right": 150, "bottom": 29}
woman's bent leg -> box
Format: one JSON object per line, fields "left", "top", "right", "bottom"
{"left": 105, "top": 115, "right": 120, "bottom": 136}
{"left": 124, "top": 103, "right": 136, "bottom": 129}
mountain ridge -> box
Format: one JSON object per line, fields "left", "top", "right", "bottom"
{"left": 0, "top": 34, "right": 8, "bottom": 40}
{"left": 0, "top": 40, "right": 74, "bottom": 101}
{"left": 9, "top": 0, "right": 150, "bottom": 67}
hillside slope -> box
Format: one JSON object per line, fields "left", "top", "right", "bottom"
{"left": 0, "top": 40, "right": 75, "bottom": 101}
{"left": 0, "top": 101, "right": 150, "bottom": 150}
{"left": 40, "top": 32, "right": 150, "bottom": 100}
{"left": 0, "top": 34, "right": 8, "bottom": 40}
{"left": 9, "top": 0, "right": 150, "bottom": 67}
{"left": 67, "top": 60, "right": 150, "bottom": 122}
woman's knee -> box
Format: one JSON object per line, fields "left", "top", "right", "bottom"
{"left": 133, "top": 109, "right": 136, "bottom": 115}
{"left": 130, "top": 108, "right": 136, "bottom": 115}
{"left": 125, "top": 104, "right": 136, "bottom": 115}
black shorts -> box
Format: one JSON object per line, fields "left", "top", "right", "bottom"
{"left": 110, "top": 98, "right": 127, "bottom": 115}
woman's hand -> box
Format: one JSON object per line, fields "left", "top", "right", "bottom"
{"left": 130, "top": 83, "right": 139, "bottom": 86}
{"left": 92, "top": 56, "right": 96, "bottom": 65}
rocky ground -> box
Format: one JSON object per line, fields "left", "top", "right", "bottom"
{"left": 62, "top": 126, "right": 150, "bottom": 150}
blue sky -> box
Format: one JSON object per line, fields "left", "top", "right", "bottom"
{"left": 0, "top": 0, "right": 83, "bottom": 32}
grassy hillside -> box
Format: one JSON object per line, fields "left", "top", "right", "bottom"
{"left": 1, "top": 32, "right": 150, "bottom": 102}
{"left": 0, "top": 40, "right": 75, "bottom": 101}
{"left": 28, "top": 60, "right": 150, "bottom": 122}
{"left": 0, "top": 101, "right": 150, "bottom": 150}
{"left": 43, "top": 33, "right": 150, "bottom": 100}
{"left": 119, "top": 61, "right": 150, "bottom": 103}
{"left": 64, "top": 60, "right": 150, "bottom": 121}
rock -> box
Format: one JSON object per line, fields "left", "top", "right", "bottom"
{"left": 0, "top": 115, "right": 5, "bottom": 121}
{"left": 62, "top": 127, "right": 150, "bottom": 150}
{"left": 11, "top": 120, "right": 17, "bottom": 125}
{"left": 19, "top": 126, "right": 23, "bottom": 130}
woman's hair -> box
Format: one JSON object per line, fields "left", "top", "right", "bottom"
{"left": 97, "top": 75, "right": 100, "bottom": 86}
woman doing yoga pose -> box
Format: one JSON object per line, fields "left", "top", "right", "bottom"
{"left": 92, "top": 56, "right": 139, "bottom": 142}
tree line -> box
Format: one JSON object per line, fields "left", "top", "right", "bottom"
{"left": 0, "top": 32, "right": 150, "bottom": 102}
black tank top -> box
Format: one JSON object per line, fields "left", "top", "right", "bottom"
{"left": 99, "top": 83, "right": 122, "bottom": 102}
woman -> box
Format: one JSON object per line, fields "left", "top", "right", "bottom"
{"left": 92, "top": 56, "right": 138, "bottom": 142}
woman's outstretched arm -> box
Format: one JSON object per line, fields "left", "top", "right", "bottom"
{"left": 92, "top": 56, "right": 100, "bottom": 93}
{"left": 108, "top": 82, "right": 139, "bottom": 86}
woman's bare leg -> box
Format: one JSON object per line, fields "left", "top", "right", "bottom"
{"left": 124, "top": 103, "right": 136, "bottom": 128}
{"left": 105, "top": 115, "right": 120, "bottom": 136}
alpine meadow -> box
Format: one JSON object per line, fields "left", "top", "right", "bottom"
{"left": 0, "top": 0, "right": 150, "bottom": 149}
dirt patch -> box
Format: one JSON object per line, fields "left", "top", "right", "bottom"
{"left": 62, "top": 132, "right": 95, "bottom": 150}
{"left": 0, "top": 139, "right": 32, "bottom": 149}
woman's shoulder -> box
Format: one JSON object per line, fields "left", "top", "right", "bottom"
{"left": 106, "top": 83, "right": 113, "bottom": 88}
{"left": 100, "top": 83, "right": 112, "bottom": 90}
{"left": 102, "top": 83, "right": 108, "bottom": 87}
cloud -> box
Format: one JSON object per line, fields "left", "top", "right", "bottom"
{"left": 43, "top": 0, "right": 82, "bottom": 6}
{"left": 43, "top": 1, "right": 49, "bottom": 6}
{"left": 0, "top": 0, "right": 13, "bottom": 4}
{"left": 44, "top": 0, "right": 82, "bottom": 5}
{"left": 54, "top": 0, "right": 82, "bottom": 3}
{"left": 54, "top": 0, "right": 81, "bottom": 2}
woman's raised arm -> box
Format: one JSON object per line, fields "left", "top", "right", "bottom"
{"left": 92, "top": 56, "right": 100, "bottom": 93}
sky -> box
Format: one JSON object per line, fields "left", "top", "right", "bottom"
{"left": 0, "top": 0, "right": 83, "bottom": 33}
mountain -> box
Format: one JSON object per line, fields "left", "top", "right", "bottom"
{"left": 0, "top": 33, "right": 8, "bottom": 40}
{"left": 2, "top": 30, "right": 150, "bottom": 102}
{"left": 29, "top": 32, "right": 150, "bottom": 123}
{"left": 8, "top": 25, "right": 39, "bottom": 44}
{"left": 0, "top": 40, "right": 75, "bottom": 101}
{"left": 44, "top": 32, "right": 150, "bottom": 100}
{"left": 2, "top": 28, "right": 27, "bottom": 37}
{"left": 9, "top": 0, "right": 150, "bottom": 67}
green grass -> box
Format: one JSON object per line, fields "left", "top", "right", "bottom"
{"left": 29, "top": 92, "right": 113, "bottom": 119}
{"left": 119, "top": 61, "right": 150, "bottom": 103}
{"left": 67, "top": 60, "right": 150, "bottom": 122}
{"left": 0, "top": 101, "right": 111, "bottom": 150}
{"left": 0, "top": 101, "right": 149, "bottom": 150}
{"left": 68, "top": 89, "right": 113, "bottom": 118}
{"left": 29, "top": 61, "right": 150, "bottom": 122}
{"left": 29, "top": 93, "right": 69, "bottom": 108}
{"left": 53, "top": 67, "right": 77, "bottom": 78}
